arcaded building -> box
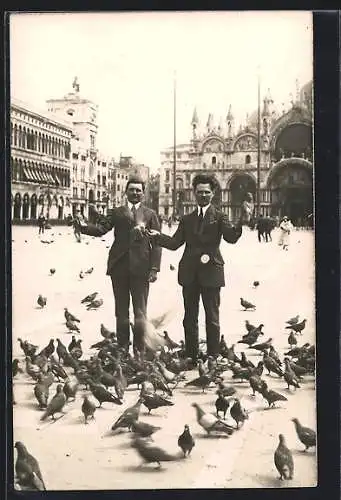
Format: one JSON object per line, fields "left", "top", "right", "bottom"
{"left": 159, "top": 81, "right": 313, "bottom": 226}
{"left": 11, "top": 98, "right": 73, "bottom": 221}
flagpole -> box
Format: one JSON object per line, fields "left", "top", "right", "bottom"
{"left": 172, "top": 71, "right": 177, "bottom": 219}
{"left": 256, "top": 69, "right": 261, "bottom": 217}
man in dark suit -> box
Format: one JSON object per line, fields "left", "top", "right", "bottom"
{"left": 148, "top": 174, "right": 250, "bottom": 361}
{"left": 77, "top": 176, "right": 161, "bottom": 353}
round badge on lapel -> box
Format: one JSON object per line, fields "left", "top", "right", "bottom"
{"left": 200, "top": 254, "right": 210, "bottom": 264}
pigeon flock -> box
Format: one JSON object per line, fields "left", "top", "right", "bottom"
{"left": 12, "top": 228, "right": 317, "bottom": 490}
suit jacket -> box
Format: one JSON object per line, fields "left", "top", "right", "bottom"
{"left": 157, "top": 205, "right": 242, "bottom": 287}
{"left": 80, "top": 204, "right": 161, "bottom": 278}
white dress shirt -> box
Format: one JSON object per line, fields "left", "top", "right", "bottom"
{"left": 128, "top": 201, "right": 141, "bottom": 211}
{"left": 197, "top": 204, "right": 210, "bottom": 216}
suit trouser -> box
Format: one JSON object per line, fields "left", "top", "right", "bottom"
{"left": 182, "top": 281, "right": 221, "bottom": 359}
{"left": 110, "top": 274, "right": 149, "bottom": 352}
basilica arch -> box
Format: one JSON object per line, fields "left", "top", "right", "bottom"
{"left": 267, "top": 158, "right": 313, "bottom": 225}
{"left": 227, "top": 173, "right": 257, "bottom": 220}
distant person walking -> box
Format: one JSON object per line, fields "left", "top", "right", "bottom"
{"left": 38, "top": 212, "right": 46, "bottom": 235}
{"left": 278, "top": 216, "right": 293, "bottom": 250}
{"left": 73, "top": 210, "right": 83, "bottom": 242}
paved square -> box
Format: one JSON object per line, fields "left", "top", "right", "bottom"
{"left": 12, "top": 224, "right": 316, "bottom": 489}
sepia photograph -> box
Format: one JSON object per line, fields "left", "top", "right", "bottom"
{"left": 9, "top": 11, "right": 316, "bottom": 490}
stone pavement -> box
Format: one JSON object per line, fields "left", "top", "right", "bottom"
{"left": 11, "top": 225, "right": 316, "bottom": 489}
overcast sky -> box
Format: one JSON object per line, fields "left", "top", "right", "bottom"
{"left": 10, "top": 11, "right": 313, "bottom": 172}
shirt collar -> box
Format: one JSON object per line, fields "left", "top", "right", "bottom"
{"left": 198, "top": 204, "right": 210, "bottom": 216}
{"left": 128, "top": 201, "right": 141, "bottom": 211}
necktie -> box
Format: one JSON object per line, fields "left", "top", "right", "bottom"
{"left": 131, "top": 204, "right": 137, "bottom": 224}
{"left": 197, "top": 207, "right": 204, "bottom": 233}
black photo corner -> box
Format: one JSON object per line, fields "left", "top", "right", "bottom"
{"left": 1, "top": 9, "right": 339, "bottom": 500}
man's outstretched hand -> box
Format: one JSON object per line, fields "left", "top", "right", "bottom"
{"left": 146, "top": 229, "right": 160, "bottom": 238}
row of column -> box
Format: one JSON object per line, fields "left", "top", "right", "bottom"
{"left": 12, "top": 127, "right": 70, "bottom": 159}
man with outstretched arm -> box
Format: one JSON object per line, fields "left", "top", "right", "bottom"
{"left": 147, "top": 174, "right": 251, "bottom": 364}
{"left": 75, "top": 175, "right": 161, "bottom": 355}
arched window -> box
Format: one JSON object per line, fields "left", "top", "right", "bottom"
{"left": 245, "top": 154, "right": 251, "bottom": 164}
{"left": 212, "top": 156, "right": 216, "bottom": 165}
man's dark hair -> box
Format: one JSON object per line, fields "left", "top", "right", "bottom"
{"left": 125, "top": 176, "right": 145, "bottom": 192}
{"left": 192, "top": 174, "right": 219, "bottom": 191}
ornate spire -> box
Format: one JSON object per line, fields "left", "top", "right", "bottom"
{"left": 206, "top": 113, "right": 214, "bottom": 130}
{"left": 72, "top": 76, "right": 80, "bottom": 93}
{"left": 262, "top": 88, "right": 273, "bottom": 117}
{"left": 191, "top": 107, "right": 199, "bottom": 126}
{"left": 226, "top": 104, "right": 233, "bottom": 121}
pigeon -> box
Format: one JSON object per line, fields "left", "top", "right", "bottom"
{"left": 63, "top": 379, "right": 79, "bottom": 401}
{"left": 86, "top": 298, "right": 103, "bottom": 310}
{"left": 66, "top": 319, "right": 80, "bottom": 333}
{"left": 169, "top": 264, "right": 175, "bottom": 271}
{"left": 111, "top": 398, "right": 143, "bottom": 431}
{"left": 245, "top": 320, "right": 257, "bottom": 333}
{"left": 64, "top": 308, "right": 80, "bottom": 323}
{"left": 260, "top": 382, "right": 288, "bottom": 408}
{"left": 263, "top": 351, "right": 283, "bottom": 377}
{"left": 81, "top": 395, "right": 96, "bottom": 424}
{"left": 291, "top": 418, "right": 316, "bottom": 451}
{"left": 131, "top": 437, "right": 179, "bottom": 468}
{"left": 219, "top": 335, "right": 228, "bottom": 354}
{"left": 34, "top": 375, "right": 49, "bottom": 409}
{"left": 249, "top": 374, "right": 267, "bottom": 397}
{"left": 274, "top": 434, "right": 294, "bottom": 480}
{"left": 240, "top": 298, "right": 256, "bottom": 311}
{"left": 130, "top": 420, "right": 162, "bottom": 438}
{"left": 185, "top": 374, "right": 212, "bottom": 393}
{"left": 249, "top": 337, "right": 273, "bottom": 353}
{"left": 287, "top": 360, "right": 308, "bottom": 378}
{"left": 268, "top": 345, "right": 282, "bottom": 366}
{"left": 215, "top": 382, "right": 236, "bottom": 398}
{"left": 253, "top": 281, "right": 260, "bottom": 288}
{"left": 17, "top": 338, "right": 38, "bottom": 358}
{"left": 25, "top": 356, "right": 41, "bottom": 381}
{"left": 49, "top": 268, "right": 56, "bottom": 275}
{"left": 283, "top": 359, "right": 300, "bottom": 390}
{"left": 192, "top": 402, "right": 234, "bottom": 435}
{"left": 240, "top": 352, "right": 255, "bottom": 369}
{"left": 14, "top": 442, "right": 46, "bottom": 490}
{"left": 215, "top": 393, "right": 230, "bottom": 419}
{"left": 163, "top": 331, "right": 180, "bottom": 351}
{"left": 12, "top": 359, "right": 23, "bottom": 377}
{"left": 81, "top": 292, "right": 98, "bottom": 304}
{"left": 68, "top": 336, "right": 77, "bottom": 352}
{"left": 85, "top": 267, "right": 94, "bottom": 274}
{"left": 88, "top": 380, "right": 123, "bottom": 408}
{"left": 288, "top": 332, "right": 297, "bottom": 347}
{"left": 56, "top": 339, "right": 68, "bottom": 363}
{"left": 178, "top": 425, "right": 195, "bottom": 457}
{"left": 284, "top": 344, "right": 311, "bottom": 358}
{"left": 286, "top": 315, "right": 299, "bottom": 326}
{"left": 112, "top": 364, "right": 127, "bottom": 400}
{"left": 141, "top": 393, "right": 174, "bottom": 414}
{"left": 40, "top": 384, "right": 67, "bottom": 421}
{"left": 70, "top": 340, "right": 83, "bottom": 360}
{"left": 38, "top": 339, "right": 55, "bottom": 359}
{"left": 100, "top": 323, "right": 116, "bottom": 339}
{"left": 230, "top": 398, "right": 249, "bottom": 429}
{"left": 37, "top": 295, "right": 47, "bottom": 308}
{"left": 49, "top": 359, "right": 68, "bottom": 381}
{"left": 285, "top": 319, "right": 307, "bottom": 334}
